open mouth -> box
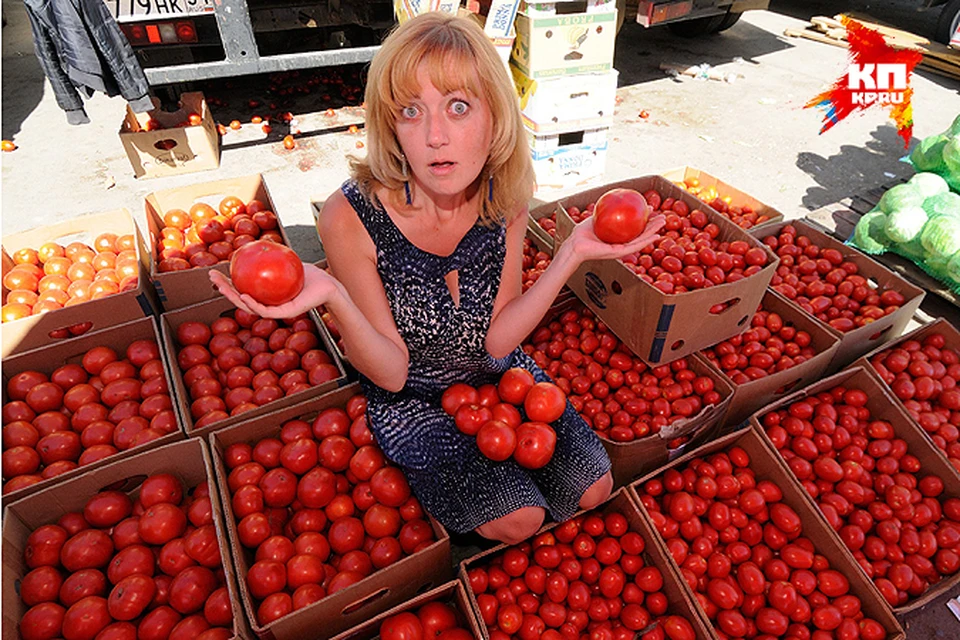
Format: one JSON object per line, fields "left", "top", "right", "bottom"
{"left": 430, "top": 161, "right": 455, "bottom": 168}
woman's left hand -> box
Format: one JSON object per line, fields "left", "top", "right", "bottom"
{"left": 563, "top": 214, "right": 666, "bottom": 263}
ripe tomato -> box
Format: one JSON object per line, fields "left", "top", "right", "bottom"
{"left": 140, "top": 474, "right": 184, "bottom": 507}
{"left": 524, "top": 383, "right": 566, "bottom": 423}
{"left": 370, "top": 467, "right": 412, "bottom": 507}
{"left": 593, "top": 189, "right": 650, "bottom": 244}
{"left": 498, "top": 369, "right": 535, "bottom": 406}
{"left": 230, "top": 241, "right": 304, "bottom": 306}
{"left": 83, "top": 491, "right": 133, "bottom": 528}
{"left": 62, "top": 595, "right": 111, "bottom": 640}
{"left": 476, "top": 421, "right": 517, "bottom": 462}
{"left": 60, "top": 529, "right": 114, "bottom": 572}
{"left": 169, "top": 567, "right": 218, "bottom": 615}
{"left": 138, "top": 503, "right": 187, "bottom": 545}
{"left": 417, "top": 602, "right": 457, "bottom": 638}
{"left": 107, "top": 574, "right": 156, "bottom": 621}
{"left": 380, "top": 612, "right": 423, "bottom": 640}
{"left": 513, "top": 422, "right": 557, "bottom": 469}
{"left": 20, "top": 602, "right": 65, "bottom": 640}
{"left": 441, "top": 384, "right": 479, "bottom": 416}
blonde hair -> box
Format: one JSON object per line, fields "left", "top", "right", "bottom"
{"left": 349, "top": 12, "right": 534, "bottom": 225}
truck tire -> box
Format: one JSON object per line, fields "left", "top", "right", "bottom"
{"left": 667, "top": 10, "right": 739, "bottom": 36}
{"left": 617, "top": 0, "right": 627, "bottom": 33}
{"left": 936, "top": 0, "right": 960, "bottom": 44}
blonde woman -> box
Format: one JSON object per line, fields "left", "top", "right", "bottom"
{"left": 212, "top": 12, "right": 663, "bottom": 543}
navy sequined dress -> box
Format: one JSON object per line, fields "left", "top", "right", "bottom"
{"left": 342, "top": 180, "right": 610, "bottom": 534}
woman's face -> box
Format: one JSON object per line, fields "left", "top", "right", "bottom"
{"left": 394, "top": 62, "right": 493, "bottom": 204}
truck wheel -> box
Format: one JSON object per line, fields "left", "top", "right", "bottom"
{"left": 714, "top": 11, "right": 742, "bottom": 32}
{"left": 616, "top": 0, "right": 627, "bottom": 34}
{"left": 936, "top": 0, "right": 960, "bottom": 44}
{"left": 667, "top": 14, "right": 726, "bottom": 36}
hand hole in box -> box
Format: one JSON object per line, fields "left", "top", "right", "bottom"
{"left": 775, "top": 378, "right": 803, "bottom": 396}
{"left": 98, "top": 474, "right": 149, "bottom": 494}
{"left": 415, "top": 581, "right": 435, "bottom": 595}
{"left": 48, "top": 321, "right": 94, "bottom": 340}
{"left": 670, "top": 340, "right": 684, "bottom": 351}
{"left": 154, "top": 139, "right": 178, "bottom": 151}
{"left": 341, "top": 587, "right": 389, "bottom": 616}
{"left": 611, "top": 281, "right": 623, "bottom": 295}
{"left": 869, "top": 325, "right": 892, "bottom": 342}
{"left": 709, "top": 298, "right": 741, "bottom": 315}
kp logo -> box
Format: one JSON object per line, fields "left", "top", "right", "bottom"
{"left": 806, "top": 17, "right": 923, "bottom": 148}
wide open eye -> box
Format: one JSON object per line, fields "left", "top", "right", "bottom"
{"left": 450, "top": 100, "right": 469, "bottom": 116}
{"left": 401, "top": 105, "right": 419, "bottom": 119}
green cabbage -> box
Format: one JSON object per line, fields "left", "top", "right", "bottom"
{"left": 878, "top": 184, "right": 925, "bottom": 215}
{"left": 950, "top": 114, "right": 960, "bottom": 137}
{"left": 910, "top": 133, "right": 949, "bottom": 173}
{"left": 920, "top": 215, "right": 960, "bottom": 258}
{"left": 944, "top": 138, "right": 960, "bottom": 175}
{"left": 923, "top": 192, "right": 960, "bottom": 220}
{"left": 885, "top": 206, "right": 928, "bottom": 243}
{"left": 948, "top": 253, "right": 960, "bottom": 282}
{"left": 892, "top": 237, "right": 927, "bottom": 261}
{"left": 908, "top": 172, "right": 950, "bottom": 198}
{"left": 852, "top": 210, "right": 890, "bottom": 254}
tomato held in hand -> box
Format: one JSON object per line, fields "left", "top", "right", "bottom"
{"left": 229, "top": 241, "right": 304, "bottom": 306}
{"left": 593, "top": 189, "right": 649, "bottom": 244}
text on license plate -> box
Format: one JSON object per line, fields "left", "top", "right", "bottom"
{"left": 107, "top": 0, "right": 214, "bottom": 21}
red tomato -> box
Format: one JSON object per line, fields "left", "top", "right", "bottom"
{"left": 513, "top": 422, "right": 557, "bottom": 469}
{"left": 83, "top": 491, "right": 133, "bottom": 528}
{"left": 229, "top": 241, "right": 303, "bottom": 305}
{"left": 370, "top": 467, "right": 412, "bottom": 507}
{"left": 593, "top": 189, "right": 650, "bottom": 244}
{"left": 524, "top": 383, "right": 566, "bottom": 423}
{"left": 63, "top": 596, "right": 111, "bottom": 640}
{"left": 498, "top": 369, "right": 536, "bottom": 406}
{"left": 476, "top": 421, "right": 517, "bottom": 462}
{"left": 418, "top": 602, "right": 458, "bottom": 638}
{"left": 138, "top": 503, "right": 187, "bottom": 545}
{"left": 441, "top": 384, "right": 479, "bottom": 416}
{"left": 168, "top": 566, "right": 217, "bottom": 615}
{"left": 60, "top": 529, "right": 114, "bottom": 572}
{"left": 380, "top": 612, "right": 423, "bottom": 640}
{"left": 20, "top": 602, "right": 65, "bottom": 640}
{"left": 107, "top": 574, "right": 156, "bottom": 621}
{"left": 20, "top": 566, "right": 64, "bottom": 607}
{"left": 140, "top": 474, "right": 184, "bottom": 507}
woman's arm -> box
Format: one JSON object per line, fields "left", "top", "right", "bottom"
{"left": 485, "top": 210, "right": 665, "bottom": 359}
{"left": 210, "top": 191, "right": 411, "bottom": 392}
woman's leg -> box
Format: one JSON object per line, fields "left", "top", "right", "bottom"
{"left": 579, "top": 471, "right": 614, "bottom": 509}
{"left": 476, "top": 506, "right": 546, "bottom": 545}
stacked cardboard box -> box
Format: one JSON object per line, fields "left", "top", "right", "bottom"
{"left": 510, "top": 0, "right": 618, "bottom": 193}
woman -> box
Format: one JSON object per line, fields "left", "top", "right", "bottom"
{"left": 211, "top": 12, "right": 664, "bottom": 544}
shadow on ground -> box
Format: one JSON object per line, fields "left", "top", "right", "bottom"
{"left": 284, "top": 223, "right": 325, "bottom": 263}
{"left": 796, "top": 123, "right": 916, "bottom": 209}
{"left": 614, "top": 18, "right": 793, "bottom": 87}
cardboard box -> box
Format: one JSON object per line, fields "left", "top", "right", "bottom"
{"left": 459, "top": 488, "right": 713, "bottom": 640}
{"left": 144, "top": 174, "right": 291, "bottom": 311}
{"left": 119, "top": 92, "right": 220, "bottom": 179}
{"left": 1, "top": 316, "right": 184, "bottom": 502}
{"left": 703, "top": 289, "right": 841, "bottom": 431}
{"left": 852, "top": 317, "right": 960, "bottom": 455}
{"left": 1, "top": 438, "right": 250, "bottom": 640}
{"left": 160, "top": 296, "right": 347, "bottom": 438}
{"left": 513, "top": 66, "right": 617, "bottom": 133}
{"left": 604, "top": 352, "right": 733, "bottom": 488}
{"left": 511, "top": 8, "right": 618, "bottom": 78}
{"left": 459, "top": 7, "right": 518, "bottom": 66}
{"left": 554, "top": 175, "right": 779, "bottom": 364}
{"left": 520, "top": 0, "right": 615, "bottom": 16}
{"left": 749, "top": 365, "right": 960, "bottom": 614}
{"left": 628, "top": 427, "right": 906, "bottom": 639}
{"left": 756, "top": 220, "right": 925, "bottom": 373}
{"left": 661, "top": 166, "right": 785, "bottom": 233}
{"left": 527, "top": 199, "right": 560, "bottom": 247}
{"left": 2, "top": 209, "right": 160, "bottom": 357}
{"left": 208, "top": 384, "right": 452, "bottom": 640}
{"left": 529, "top": 127, "right": 609, "bottom": 194}
{"left": 329, "top": 581, "right": 483, "bottom": 640}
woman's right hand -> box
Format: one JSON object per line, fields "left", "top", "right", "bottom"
{"left": 209, "top": 263, "right": 342, "bottom": 319}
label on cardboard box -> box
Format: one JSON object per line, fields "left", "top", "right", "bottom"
{"left": 511, "top": 10, "right": 617, "bottom": 78}
{"left": 514, "top": 66, "right": 617, "bottom": 132}
{"left": 485, "top": 0, "right": 524, "bottom": 36}
{"left": 531, "top": 143, "right": 607, "bottom": 193}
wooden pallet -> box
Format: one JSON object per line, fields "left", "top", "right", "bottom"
{"left": 784, "top": 15, "right": 960, "bottom": 81}
{"left": 804, "top": 182, "right": 959, "bottom": 311}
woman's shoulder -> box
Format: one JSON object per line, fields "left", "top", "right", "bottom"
{"left": 318, "top": 183, "right": 366, "bottom": 240}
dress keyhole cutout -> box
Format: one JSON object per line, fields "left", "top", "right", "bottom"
{"left": 445, "top": 270, "right": 460, "bottom": 308}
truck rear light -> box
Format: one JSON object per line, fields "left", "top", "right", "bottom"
{"left": 122, "top": 23, "right": 148, "bottom": 44}
{"left": 175, "top": 21, "right": 198, "bottom": 43}
{"left": 145, "top": 24, "right": 162, "bottom": 43}
{"left": 158, "top": 22, "right": 178, "bottom": 43}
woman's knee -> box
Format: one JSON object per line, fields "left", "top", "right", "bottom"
{"left": 579, "top": 471, "right": 614, "bottom": 510}
{"left": 476, "top": 506, "right": 545, "bottom": 545}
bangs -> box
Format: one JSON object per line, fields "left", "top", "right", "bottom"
{"left": 383, "top": 31, "right": 486, "bottom": 111}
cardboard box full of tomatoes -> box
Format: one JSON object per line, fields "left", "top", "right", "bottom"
{"left": 159, "top": 296, "right": 347, "bottom": 439}
{"left": 699, "top": 289, "right": 841, "bottom": 432}
{"left": 522, "top": 301, "right": 734, "bottom": 489}
{"left": 752, "top": 364, "right": 960, "bottom": 614}
{"left": 207, "top": 383, "right": 452, "bottom": 640}
{"left": 458, "top": 487, "right": 713, "bottom": 640}
{"left": 553, "top": 175, "right": 779, "bottom": 365}
{"left": 2, "top": 316, "right": 185, "bottom": 503}
{"left": 328, "top": 580, "right": 483, "bottom": 640}
{"left": 119, "top": 92, "right": 220, "bottom": 180}
{"left": 629, "top": 426, "right": 905, "bottom": 639}
{"left": 2, "top": 437, "right": 251, "bottom": 640}
{"left": 145, "top": 174, "right": 295, "bottom": 311}
{"left": 2, "top": 209, "right": 161, "bottom": 358}
{"left": 853, "top": 317, "right": 960, "bottom": 471}
{"left": 756, "top": 220, "right": 925, "bottom": 374}
{"left": 660, "top": 167, "right": 784, "bottom": 233}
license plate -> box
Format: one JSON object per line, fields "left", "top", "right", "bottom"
{"left": 106, "top": 0, "right": 214, "bottom": 21}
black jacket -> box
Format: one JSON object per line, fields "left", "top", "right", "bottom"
{"left": 23, "top": 0, "right": 153, "bottom": 124}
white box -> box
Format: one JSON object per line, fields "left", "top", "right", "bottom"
{"left": 513, "top": 66, "right": 617, "bottom": 132}
{"left": 520, "top": 0, "right": 614, "bottom": 16}
{"left": 529, "top": 126, "right": 608, "bottom": 192}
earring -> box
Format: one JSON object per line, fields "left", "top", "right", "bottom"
{"left": 401, "top": 155, "right": 412, "bottom": 206}
{"left": 488, "top": 174, "right": 494, "bottom": 203}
